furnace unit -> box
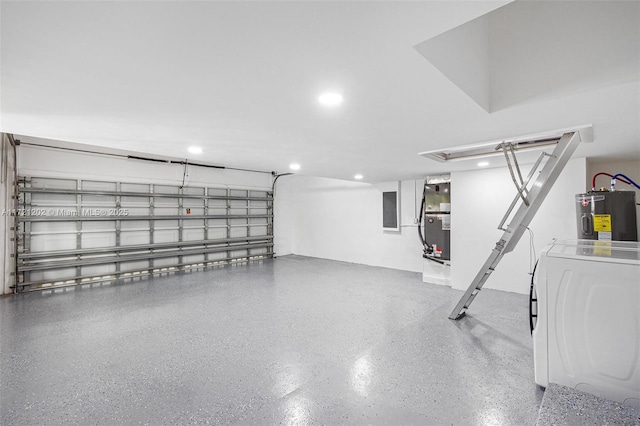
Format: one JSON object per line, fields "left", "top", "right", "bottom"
{"left": 423, "top": 179, "right": 450, "bottom": 261}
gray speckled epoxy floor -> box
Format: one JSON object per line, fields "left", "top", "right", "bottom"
{"left": 1, "top": 255, "right": 543, "bottom": 425}
{"left": 537, "top": 384, "right": 640, "bottom": 426}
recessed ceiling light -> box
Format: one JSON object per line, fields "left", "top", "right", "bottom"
{"left": 477, "top": 161, "right": 489, "bottom": 167}
{"left": 289, "top": 163, "right": 301, "bottom": 171}
{"left": 354, "top": 174, "right": 363, "bottom": 180}
{"left": 318, "top": 92, "right": 343, "bottom": 107}
{"left": 188, "top": 146, "right": 203, "bottom": 154}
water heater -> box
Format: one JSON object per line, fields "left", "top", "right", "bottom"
{"left": 576, "top": 190, "right": 637, "bottom": 242}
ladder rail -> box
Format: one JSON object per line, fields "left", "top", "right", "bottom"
{"left": 448, "top": 241, "right": 505, "bottom": 320}
{"left": 449, "top": 131, "right": 582, "bottom": 320}
{"left": 498, "top": 151, "right": 551, "bottom": 232}
{"left": 500, "top": 143, "right": 530, "bottom": 207}
{"left": 502, "top": 131, "right": 581, "bottom": 253}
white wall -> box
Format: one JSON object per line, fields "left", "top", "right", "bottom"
{"left": 416, "top": 1, "right": 639, "bottom": 113}
{"left": 587, "top": 159, "right": 640, "bottom": 237}
{"left": 1, "top": 135, "right": 18, "bottom": 294}
{"left": 275, "top": 175, "right": 425, "bottom": 272}
{"left": 273, "top": 174, "right": 295, "bottom": 257}
{"left": 276, "top": 158, "right": 587, "bottom": 295}
{"left": 18, "top": 143, "right": 272, "bottom": 190}
{"left": 451, "top": 158, "right": 587, "bottom": 294}
{"left": 489, "top": 1, "right": 639, "bottom": 110}
{"left": 415, "top": 14, "right": 490, "bottom": 111}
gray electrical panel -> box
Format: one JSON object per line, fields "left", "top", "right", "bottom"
{"left": 382, "top": 191, "right": 398, "bottom": 229}
{"left": 576, "top": 190, "right": 638, "bottom": 241}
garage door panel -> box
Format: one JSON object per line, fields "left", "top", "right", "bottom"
{"left": 153, "top": 257, "right": 180, "bottom": 268}
{"left": 184, "top": 227, "right": 205, "bottom": 241}
{"left": 16, "top": 177, "right": 273, "bottom": 292}
{"left": 32, "top": 235, "right": 76, "bottom": 252}
{"left": 183, "top": 254, "right": 205, "bottom": 264}
{"left": 154, "top": 229, "right": 179, "bottom": 243}
{"left": 81, "top": 264, "right": 117, "bottom": 277}
{"left": 120, "top": 260, "right": 155, "bottom": 273}
{"left": 31, "top": 177, "right": 76, "bottom": 190}
{"left": 81, "top": 232, "right": 117, "bottom": 249}
{"left": 120, "top": 231, "right": 150, "bottom": 246}
{"left": 123, "top": 206, "right": 151, "bottom": 216}
{"left": 29, "top": 268, "right": 77, "bottom": 283}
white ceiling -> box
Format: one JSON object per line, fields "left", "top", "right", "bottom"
{"left": 1, "top": 1, "right": 638, "bottom": 183}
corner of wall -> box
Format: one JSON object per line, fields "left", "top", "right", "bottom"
{"left": 1, "top": 134, "right": 18, "bottom": 294}
{"left": 273, "top": 174, "right": 295, "bottom": 257}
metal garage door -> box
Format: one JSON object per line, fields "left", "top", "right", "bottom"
{"left": 13, "top": 176, "right": 273, "bottom": 292}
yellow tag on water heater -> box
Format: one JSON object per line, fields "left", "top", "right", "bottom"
{"left": 593, "top": 214, "right": 612, "bottom": 232}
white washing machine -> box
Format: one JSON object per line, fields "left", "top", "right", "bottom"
{"left": 533, "top": 239, "right": 640, "bottom": 408}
